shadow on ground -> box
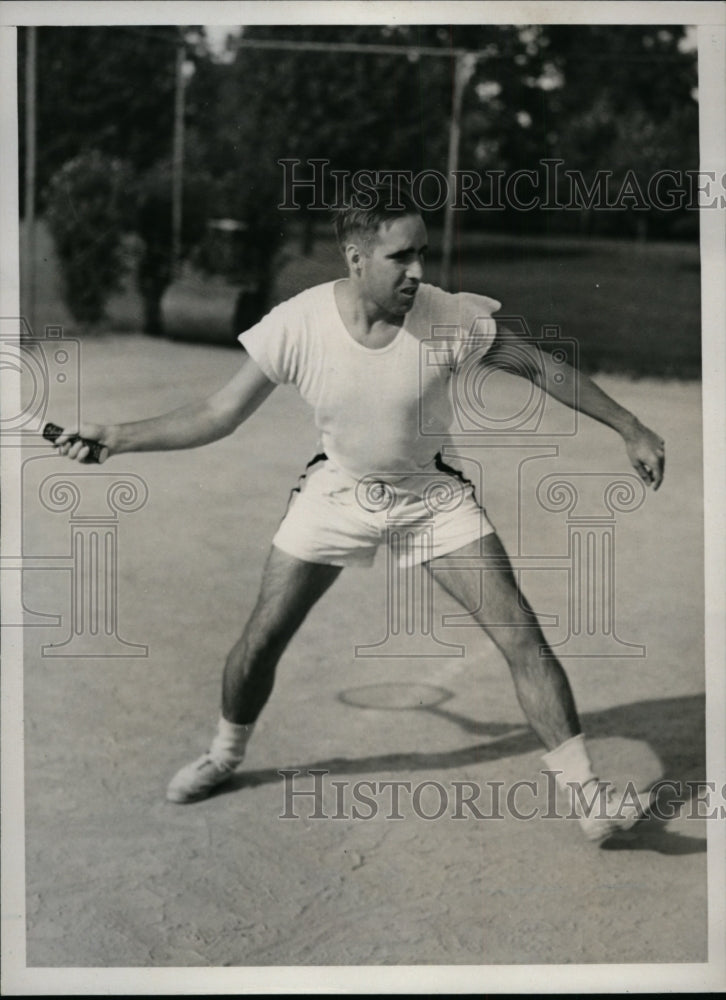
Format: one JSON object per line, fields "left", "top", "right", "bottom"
{"left": 204, "top": 690, "right": 706, "bottom": 854}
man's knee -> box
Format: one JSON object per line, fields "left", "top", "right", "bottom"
{"left": 467, "top": 575, "right": 545, "bottom": 658}
{"left": 240, "top": 601, "right": 300, "bottom": 655}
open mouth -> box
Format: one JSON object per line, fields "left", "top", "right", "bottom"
{"left": 399, "top": 286, "right": 418, "bottom": 298}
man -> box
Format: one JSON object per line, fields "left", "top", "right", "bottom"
{"left": 54, "top": 186, "right": 665, "bottom": 841}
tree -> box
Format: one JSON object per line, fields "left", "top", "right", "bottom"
{"left": 186, "top": 24, "right": 569, "bottom": 247}
{"left": 44, "top": 151, "right": 132, "bottom": 323}
{"left": 18, "top": 26, "right": 183, "bottom": 215}
{"left": 525, "top": 25, "right": 699, "bottom": 237}
{"left": 19, "top": 25, "right": 219, "bottom": 333}
{"left": 186, "top": 24, "right": 461, "bottom": 251}
{"left": 23, "top": 20, "right": 699, "bottom": 338}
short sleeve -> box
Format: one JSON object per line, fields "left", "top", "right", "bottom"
{"left": 449, "top": 291, "right": 502, "bottom": 370}
{"left": 238, "top": 299, "right": 298, "bottom": 385}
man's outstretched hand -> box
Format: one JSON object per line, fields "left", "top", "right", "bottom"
{"left": 623, "top": 419, "right": 665, "bottom": 490}
{"left": 44, "top": 422, "right": 111, "bottom": 464}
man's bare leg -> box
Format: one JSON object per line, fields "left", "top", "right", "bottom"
{"left": 426, "top": 533, "right": 642, "bottom": 840}
{"left": 426, "top": 533, "right": 580, "bottom": 751}
{"left": 222, "top": 546, "right": 343, "bottom": 724}
{"left": 167, "top": 546, "right": 341, "bottom": 802}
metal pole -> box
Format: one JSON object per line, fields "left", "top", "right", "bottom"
{"left": 23, "top": 26, "right": 37, "bottom": 333}
{"left": 440, "top": 53, "right": 476, "bottom": 292}
{"left": 171, "top": 32, "right": 186, "bottom": 276}
{"left": 233, "top": 37, "right": 470, "bottom": 60}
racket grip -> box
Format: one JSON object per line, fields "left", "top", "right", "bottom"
{"left": 43, "top": 422, "right": 104, "bottom": 464}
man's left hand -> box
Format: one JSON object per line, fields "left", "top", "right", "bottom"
{"left": 623, "top": 420, "right": 665, "bottom": 490}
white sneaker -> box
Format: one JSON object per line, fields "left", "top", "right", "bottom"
{"left": 574, "top": 781, "right": 645, "bottom": 842}
{"left": 166, "top": 752, "right": 238, "bottom": 804}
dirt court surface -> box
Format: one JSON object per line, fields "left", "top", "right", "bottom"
{"left": 17, "top": 333, "right": 709, "bottom": 973}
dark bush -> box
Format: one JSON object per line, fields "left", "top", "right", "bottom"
{"left": 44, "top": 151, "right": 132, "bottom": 324}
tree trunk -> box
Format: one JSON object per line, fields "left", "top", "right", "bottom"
{"left": 137, "top": 245, "right": 171, "bottom": 336}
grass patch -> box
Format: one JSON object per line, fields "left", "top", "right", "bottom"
{"left": 276, "top": 229, "right": 701, "bottom": 379}
{"left": 23, "top": 220, "right": 701, "bottom": 378}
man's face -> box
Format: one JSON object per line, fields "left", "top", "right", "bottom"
{"left": 357, "top": 213, "right": 428, "bottom": 317}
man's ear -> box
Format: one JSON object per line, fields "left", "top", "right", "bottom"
{"left": 344, "top": 241, "right": 364, "bottom": 275}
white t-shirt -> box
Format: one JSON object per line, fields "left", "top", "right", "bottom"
{"left": 239, "top": 280, "right": 501, "bottom": 478}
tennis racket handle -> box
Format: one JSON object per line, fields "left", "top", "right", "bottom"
{"left": 43, "top": 422, "right": 104, "bottom": 464}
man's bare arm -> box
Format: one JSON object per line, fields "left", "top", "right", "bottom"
{"left": 483, "top": 327, "right": 666, "bottom": 490}
{"left": 54, "top": 351, "right": 276, "bottom": 463}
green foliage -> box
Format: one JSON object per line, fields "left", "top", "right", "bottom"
{"left": 273, "top": 230, "right": 700, "bottom": 376}
{"left": 184, "top": 24, "right": 697, "bottom": 241}
{"left": 189, "top": 25, "right": 458, "bottom": 209}
{"left": 44, "top": 150, "right": 132, "bottom": 323}
{"left": 514, "top": 26, "right": 699, "bottom": 238}
{"left": 19, "top": 26, "right": 180, "bottom": 212}
{"left": 22, "top": 22, "right": 700, "bottom": 337}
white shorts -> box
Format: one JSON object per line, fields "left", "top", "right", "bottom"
{"left": 272, "top": 453, "right": 495, "bottom": 568}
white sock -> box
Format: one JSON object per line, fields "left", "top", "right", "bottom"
{"left": 541, "top": 733, "right": 598, "bottom": 790}
{"left": 209, "top": 716, "right": 255, "bottom": 766}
